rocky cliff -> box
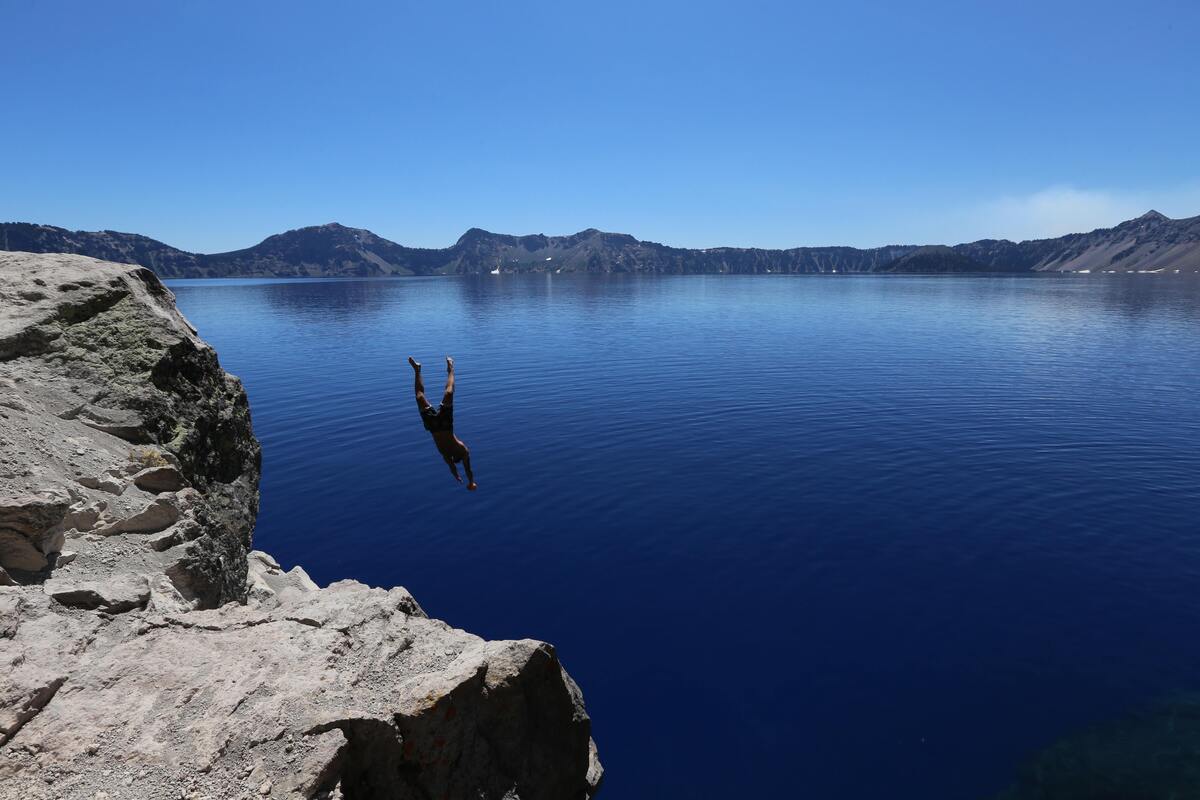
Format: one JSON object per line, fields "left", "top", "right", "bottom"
{"left": 7, "top": 211, "right": 1196, "bottom": 277}
{"left": 957, "top": 210, "right": 1200, "bottom": 273}
{"left": 879, "top": 245, "right": 994, "bottom": 273}
{"left": 0, "top": 252, "right": 601, "bottom": 799}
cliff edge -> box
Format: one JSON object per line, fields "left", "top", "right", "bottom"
{"left": 0, "top": 252, "right": 601, "bottom": 799}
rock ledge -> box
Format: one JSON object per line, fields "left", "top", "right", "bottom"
{"left": 0, "top": 253, "right": 600, "bottom": 799}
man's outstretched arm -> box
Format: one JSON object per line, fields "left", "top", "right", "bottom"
{"left": 462, "top": 452, "right": 476, "bottom": 490}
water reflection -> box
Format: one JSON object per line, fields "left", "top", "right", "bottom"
{"left": 168, "top": 277, "right": 406, "bottom": 323}
{"left": 1092, "top": 273, "right": 1200, "bottom": 321}
{"left": 169, "top": 273, "right": 1200, "bottom": 332}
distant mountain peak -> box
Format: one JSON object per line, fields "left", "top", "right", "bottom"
{"left": 267, "top": 222, "right": 352, "bottom": 238}
{"left": 312, "top": 222, "right": 375, "bottom": 236}
{"left": 456, "top": 227, "right": 495, "bottom": 244}
{"left": 1137, "top": 210, "right": 1168, "bottom": 222}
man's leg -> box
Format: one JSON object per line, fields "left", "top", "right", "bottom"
{"left": 410, "top": 357, "right": 430, "bottom": 411}
{"left": 441, "top": 356, "right": 455, "bottom": 409}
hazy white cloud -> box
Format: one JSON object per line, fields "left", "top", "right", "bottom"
{"left": 955, "top": 184, "right": 1200, "bottom": 243}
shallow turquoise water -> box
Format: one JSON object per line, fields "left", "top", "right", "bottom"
{"left": 169, "top": 273, "right": 1200, "bottom": 798}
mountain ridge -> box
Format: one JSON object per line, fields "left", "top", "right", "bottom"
{"left": 3, "top": 212, "right": 1199, "bottom": 277}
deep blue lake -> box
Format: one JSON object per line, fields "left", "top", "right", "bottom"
{"left": 169, "top": 273, "right": 1200, "bottom": 798}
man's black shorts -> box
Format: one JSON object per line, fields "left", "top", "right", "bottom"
{"left": 421, "top": 402, "right": 453, "bottom": 433}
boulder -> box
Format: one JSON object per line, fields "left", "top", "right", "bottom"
{"left": 0, "top": 492, "right": 70, "bottom": 572}
{"left": 132, "top": 464, "right": 188, "bottom": 493}
{"left": 76, "top": 474, "right": 126, "bottom": 495}
{"left": 246, "top": 548, "right": 321, "bottom": 608}
{"left": 0, "top": 492, "right": 69, "bottom": 536}
{"left": 142, "top": 518, "right": 201, "bottom": 552}
{"left": 97, "top": 496, "right": 180, "bottom": 535}
{"left": 0, "top": 528, "right": 47, "bottom": 571}
{"left": 61, "top": 501, "right": 103, "bottom": 532}
{"left": 44, "top": 574, "right": 151, "bottom": 613}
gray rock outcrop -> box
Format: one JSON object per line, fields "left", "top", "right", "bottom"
{"left": 0, "top": 252, "right": 601, "bottom": 799}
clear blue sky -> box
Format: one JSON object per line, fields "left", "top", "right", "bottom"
{"left": 3, "top": 0, "right": 1198, "bottom": 252}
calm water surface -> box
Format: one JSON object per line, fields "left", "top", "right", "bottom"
{"left": 169, "top": 274, "right": 1200, "bottom": 798}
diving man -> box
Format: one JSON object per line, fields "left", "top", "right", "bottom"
{"left": 409, "top": 356, "right": 477, "bottom": 490}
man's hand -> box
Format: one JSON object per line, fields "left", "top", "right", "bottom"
{"left": 446, "top": 356, "right": 454, "bottom": 373}
{"left": 408, "top": 357, "right": 421, "bottom": 371}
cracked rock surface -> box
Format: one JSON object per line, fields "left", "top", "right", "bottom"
{"left": 0, "top": 253, "right": 601, "bottom": 799}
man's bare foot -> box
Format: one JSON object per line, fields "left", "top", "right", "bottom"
{"left": 446, "top": 356, "right": 454, "bottom": 373}
{"left": 408, "top": 357, "right": 421, "bottom": 371}
{"left": 467, "top": 482, "right": 478, "bottom": 491}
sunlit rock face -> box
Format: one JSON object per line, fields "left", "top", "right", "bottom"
{"left": 0, "top": 252, "right": 601, "bottom": 799}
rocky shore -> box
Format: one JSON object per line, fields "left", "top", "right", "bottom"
{"left": 0, "top": 252, "right": 601, "bottom": 799}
